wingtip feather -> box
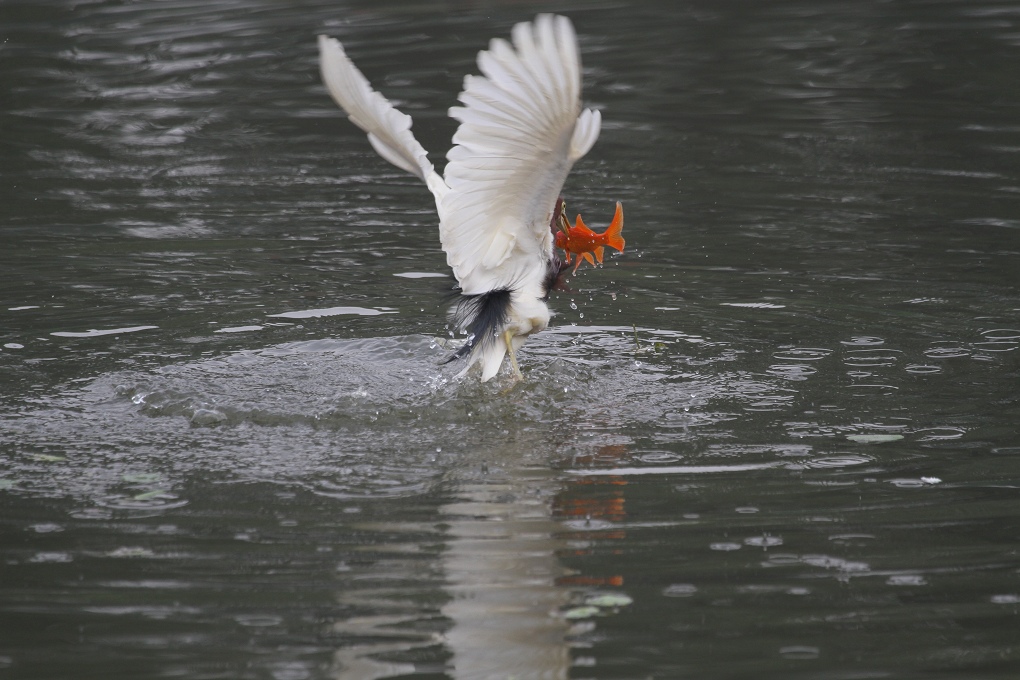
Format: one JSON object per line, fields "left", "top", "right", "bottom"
{"left": 318, "top": 33, "right": 436, "bottom": 184}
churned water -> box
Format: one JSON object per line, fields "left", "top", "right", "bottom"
{"left": 2, "top": 0, "right": 1019, "bottom": 678}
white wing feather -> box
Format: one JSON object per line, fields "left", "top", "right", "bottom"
{"left": 317, "top": 35, "right": 446, "bottom": 198}
{"left": 440, "top": 14, "right": 600, "bottom": 294}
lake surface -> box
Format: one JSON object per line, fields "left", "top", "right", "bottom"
{"left": 2, "top": 0, "right": 1019, "bottom": 678}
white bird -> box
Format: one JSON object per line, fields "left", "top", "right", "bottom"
{"left": 318, "top": 14, "right": 610, "bottom": 381}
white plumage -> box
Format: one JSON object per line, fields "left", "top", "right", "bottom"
{"left": 318, "top": 15, "right": 602, "bottom": 381}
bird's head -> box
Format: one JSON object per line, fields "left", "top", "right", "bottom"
{"left": 552, "top": 197, "right": 571, "bottom": 235}
{"left": 552, "top": 197, "right": 573, "bottom": 254}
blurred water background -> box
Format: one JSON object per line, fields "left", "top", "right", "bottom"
{"left": 1, "top": 0, "right": 1019, "bottom": 678}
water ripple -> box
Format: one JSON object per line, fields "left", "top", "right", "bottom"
{"left": 804, "top": 454, "right": 874, "bottom": 469}
{"left": 924, "top": 344, "right": 972, "bottom": 359}
{"left": 772, "top": 347, "right": 833, "bottom": 362}
{"left": 842, "top": 349, "right": 903, "bottom": 367}
{"left": 767, "top": 364, "right": 817, "bottom": 380}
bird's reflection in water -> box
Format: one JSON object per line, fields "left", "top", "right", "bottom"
{"left": 327, "top": 440, "right": 632, "bottom": 678}
{"left": 441, "top": 462, "right": 571, "bottom": 679}
{"left": 441, "top": 442, "right": 631, "bottom": 679}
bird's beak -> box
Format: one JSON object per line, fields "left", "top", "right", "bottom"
{"left": 557, "top": 200, "right": 571, "bottom": 234}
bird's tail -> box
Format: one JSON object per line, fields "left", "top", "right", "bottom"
{"left": 442, "top": 288, "right": 513, "bottom": 381}
{"left": 603, "top": 201, "right": 625, "bottom": 253}
{"left": 318, "top": 35, "right": 447, "bottom": 197}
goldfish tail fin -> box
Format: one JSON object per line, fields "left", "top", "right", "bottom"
{"left": 604, "top": 201, "right": 625, "bottom": 252}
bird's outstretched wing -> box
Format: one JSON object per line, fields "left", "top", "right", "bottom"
{"left": 440, "top": 14, "right": 601, "bottom": 294}
{"left": 317, "top": 35, "right": 448, "bottom": 198}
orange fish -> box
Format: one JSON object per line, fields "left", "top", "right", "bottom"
{"left": 554, "top": 200, "right": 625, "bottom": 273}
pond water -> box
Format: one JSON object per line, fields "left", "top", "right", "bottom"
{"left": 2, "top": 0, "right": 1019, "bottom": 678}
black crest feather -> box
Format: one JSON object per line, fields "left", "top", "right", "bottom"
{"left": 541, "top": 254, "right": 569, "bottom": 300}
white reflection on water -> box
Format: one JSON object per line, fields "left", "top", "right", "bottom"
{"left": 568, "top": 462, "right": 784, "bottom": 477}
{"left": 327, "top": 461, "right": 574, "bottom": 679}
{"left": 440, "top": 466, "right": 570, "bottom": 679}
{"left": 268, "top": 306, "right": 397, "bottom": 318}
{"left": 51, "top": 325, "right": 160, "bottom": 338}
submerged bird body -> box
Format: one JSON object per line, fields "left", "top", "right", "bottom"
{"left": 319, "top": 15, "right": 614, "bottom": 381}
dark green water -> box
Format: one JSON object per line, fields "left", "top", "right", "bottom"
{"left": 2, "top": 1, "right": 1019, "bottom": 678}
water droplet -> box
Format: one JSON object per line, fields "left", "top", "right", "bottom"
{"left": 234, "top": 614, "right": 283, "bottom": 627}
{"left": 585, "top": 593, "right": 633, "bottom": 608}
{"left": 30, "top": 552, "right": 73, "bottom": 563}
{"left": 991, "top": 594, "right": 1020, "bottom": 604}
{"left": 107, "top": 546, "right": 156, "bottom": 558}
{"left": 563, "top": 606, "right": 600, "bottom": 620}
{"left": 662, "top": 584, "right": 697, "bottom": 597}
{"left": 745, "top": 535, "right": 783, "bottom": 548}
{"left": 779, "top": 646, "right": 819, "bottom": 660}
{"left": 847, "top": 434, "right": 904, "bottom": 443}
{"left": 924, "top": 344, "right": 971, "bottom": 359}
{"left": 841, "top": 336, "right": 884, "bottom": 346}
{"left": 710, "top": 542, "right": 741, "bottom": 551}
{"left": 806, "top": 455, "right": 873, "bottom": 469}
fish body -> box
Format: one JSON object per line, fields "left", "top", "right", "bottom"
{"left": 555, "top": 201, "right": 625, "bottom": 273}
